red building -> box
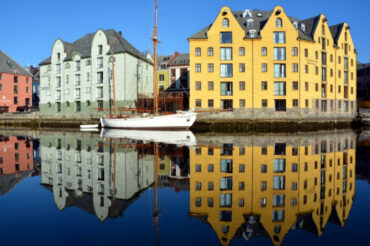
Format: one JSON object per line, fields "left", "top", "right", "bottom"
{"left": 0, "top": 50, "right": 32, "bottom": 113}
{"left": 0, "top": 135, "right": 33, "bottom": 175}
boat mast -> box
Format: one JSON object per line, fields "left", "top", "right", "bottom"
{"left": 153, "top": 0, "right": 159, "bottom": 114}
{"left": 111, "top": 44, "right": 117, "bottom": 116}
{"left": 154, "top": 143, "right": 159, "bottom": 244}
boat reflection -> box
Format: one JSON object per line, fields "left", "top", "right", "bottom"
{"left": 189, "top": 130, "right": 356, "bottom": 245}
{"left": 37, "top": 129, "right": 357, "bottom": 245}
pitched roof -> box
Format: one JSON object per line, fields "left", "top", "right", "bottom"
{"left": 157, "top": 55, "right": 172, "bottom": 65}
{"left": 170, "top": 53, "right": 189, "bottom": 66}
{"left": 0, "top": 50, "right": 32, "bottom": 76}
{"left": 329, "top": 23, "right": 344, "bottom": 45}
{"left": 39, "top": 29, "right": 151, "bottom": 66}
{"left": 189, "top": 8, "right": 325, "bottom": 42}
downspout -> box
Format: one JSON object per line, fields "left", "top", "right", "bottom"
{"left": 252, "top": 39, "right": 254, "bottom": 118}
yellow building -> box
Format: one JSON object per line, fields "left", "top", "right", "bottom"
{"left": 189, "top": 131, "right": 356, "bottom": 245}
{"left": 157, "top": 55, "right": 172, "bottom": 91}
{"left": 188, "top": 6, "right": 356, "bottom": 120}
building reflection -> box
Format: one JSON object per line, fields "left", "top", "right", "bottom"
{"left": 40, "top": 134, "right": 155, "bottom": 221}
{"left": 189, "top": 131, "right": 356, "bottom": 246}
{"left": 0, "top": 135, "right": 34, "bottom": 195}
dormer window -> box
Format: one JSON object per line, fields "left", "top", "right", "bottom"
{"left": 247, "top": 19, "right": 254, "bottom": 28}
{"left": 57, "top": 53, "right": 60, "bottom": 62}
{"left": 292, "top": 21, "right": 298, "bottom": 28}
{"left": 300, "top": 23, "right": 306, "bottom": 32}
{"left": 249, "top": 30, "right": 257, "bottom": 38}
{"left": 222, "top": 18, "right": 229, "bottom": 28}
{"left": 243, "top": 9, "right": 252, "bottom": 18}
{"left": 276, "top": 18, "right": 282, "bottom": 27}
{"left": 98, "top": 45, "right": 103, "bottom": 55}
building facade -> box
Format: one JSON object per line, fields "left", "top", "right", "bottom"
{"left": 39, "top": 29, "right": 153, "bottom": 117}
{"left": 189, "top": 131, "right": 356, "bottom": 245}
{"left": 40, "top": 132, "right": 154, "bottom": 221}
{"left": 189, "top": 6, "right": 357, "bottom": 120}
{"left": 0, "top": 51, "right": 32, "bottom": 113}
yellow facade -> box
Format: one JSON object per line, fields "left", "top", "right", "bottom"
{"left": 188, "top": 6, "right": 356, "bottom": 119}
{"left": 189, "top": 132, "right": 356, "bottom": 245}
{"left": 157, "top": 69, "right": 170, "bottom": 92}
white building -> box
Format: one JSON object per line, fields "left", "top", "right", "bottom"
{"left": 39, "top": 29, "right": 153, "bottom": 117}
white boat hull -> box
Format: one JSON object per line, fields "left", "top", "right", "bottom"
{"left": 80, "top": 124, "right": 99, "bottom": 129}
{"left": 101, "top": 129, "right": 197, "bottom": 146}
{"left": 100, "top": 112, "right": 196, "bottom": 129}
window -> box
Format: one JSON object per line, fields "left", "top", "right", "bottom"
{"left": 293, "top": 99, "right": 298, "bottom": 107}
{"left": 239, "top": 182, "right": 245, "bottom": 190}
{"left": 220, "top": 32, "right": 232, "bottom": 43}
{"left": 208, "top": 47, "right": 214, "bottom": 56}
{"left": 262, "top": 99, "right": 268, "bottom": 107}
{"left": 292, "top": 47, "right": 298, "bottom": 56}
{"left": 322, "top": 52, "right": 327, "bottom": 65}
{"left": 239, "top": 81, "right": 245, "bottom": 90}
{"left": 220, "top": 64, "right": 233, "bottom": 77}
{"left": 76, "top": 101, "right": 81, "bottom": 112}
{"left": 292, "top": 63, "right": 298, "bottom": 72}
{"left": 208, "top": 182, "right": 214, "bottom": 191}
{"left": 261, "top": 47, "right": 267, "bottom": 56}
{"left": 247, "top": 19, "right": 254, "bottom": 28}
{"left": 305, "top": 65, "right": 309, "bottom": 73}
{"left": 274, "top": 47, "right": 286, "bottom": 60}
{"left": 208, "top": 81, "right": 214, "bottom": 90}
{"left": 275, "top": 99, "right": 286, "bottom": 111}
{"left": 239, "top": 47, "right": 245, "bottom": 56}
{"left": 75, "top": 74, "right": 81, "bottom": 85}
{"left": 75, "top": 88, "right": 81, "bottom": 99}
{"left": 322, "top": 67, "right": 327, "bottom": 81}
{"left": 97, "top": 87, "right": 103, "bottom": 98}
{"left": 98, "top": 45, "right": 103, "bottom": 55}
{"left": 261, "top": 81, "right": 268, "bottom": 90}
{"left": 261, "top": 164, "right": 267, "bottom": 173}
{"left": 208, "top": 99, "right": 214, "bottom": 108}
{"left": 195, "top": 182, "right": 202, "bottom": 190}
{"left": 292, "top": 163, "right": 298, "bottom": 172}
{"left": 159, "top": 74, "right": 164, "bottom": 81}
{"left": 315, "top": 51, "right": 318, "bottom": 59}
{"left": 273, "top": 195, "right": 285, "bottom": 207}
{"left": 220, "top": 178, "right": 232, "bottom": 191}
{"left": 14, "top": 96, "right": 18, "bottom": 104}
{"left": 220, "top": 193, "right": 232, "bottom": 207}
{"left": 221, "top": 99, "right": 233, "bottom": 109}
{"left": 272, "top": 210, "right": 285, "bottom": 222}
{"left": 273, "top": 159, "right": 286, "bottom": 172}
{"left": 195, "top": 47, "right": 201, "bottom": 56}
{"left": 97, "top": 72, "right": 103, "bottom": 84}
{"left": 276, "top": 18, "right": 282, "bottom": 27}
{"left": 208, "top": 63, "right": 214, "bottom": 72}
{"left": 195, "top": 99, "right": 201, "bottom": 107}
{"left": 195, "top": 81, "right": 201, "bottom": 90}
{"left": 208, "top": 164, "right": 214, "bottom": 172}
{"left": 222, "top": 18, "right": 229, "bottom": 27}
{"left": 221, "top": 82, "right": 233, "bottom": 95}
{"left": 273, "top": 32, "right": 285, "bottom": 43}
{"left": 220, "top": 47, "right": 232, "bottom": 60}
{"left": 239, "top": 99, "right": 245, "bottom": 107}
{"left": 261, "top": 182, "right": 267, "bottom": 191}
{"left": 239, "top": 63, "right": 245, "bottom": 72}
{"left": 274, "top": 64, "right": 286, "bottom": 78}
{"left": 273, "top": 176, "right": 285, "bottom": 190}
{"left": 239, "top": 164, "right": 245, "bottom": 172}
{"left": 274, "top": 82, "right": 286, "bottom": 95}
{"left": 195, "top": 63, "right": 201, "bottom": 72}
{"left": 261, "top": 63, "right": 267, "bottom": 72}
{"left": 305, "top": 99, "right": 309, "bottom": 107}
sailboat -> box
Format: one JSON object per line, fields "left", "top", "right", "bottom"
{"left": 100, "top": 0, "right": 197, "bottom": 129}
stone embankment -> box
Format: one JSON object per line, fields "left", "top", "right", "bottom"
{"left": 0, "top": 112, "right": 360, "bottom": 133}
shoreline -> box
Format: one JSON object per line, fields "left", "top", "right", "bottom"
{"left": 0, "top": 112, "right": 361, "bottom": 133}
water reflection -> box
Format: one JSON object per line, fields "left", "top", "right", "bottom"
{"left": 0, "top": 129, "right": 360, "bottom": 245}
{"left": 40, "top": 134, "right": 155, "bottom": 221}
{"left": 0, "top": 135, "right": 34, "bottom": 195}
{"left": 189, "top": 131, "right": 356, "bottom": 245}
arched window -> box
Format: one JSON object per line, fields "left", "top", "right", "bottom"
{"left": 222, "top": 18, "right": 229, "bottom": 28}
{"left": 276, "top": 18, "right": 282, "bottom": 27}
{"left": 195, "top": 47, "right": 201, "bottom": 56}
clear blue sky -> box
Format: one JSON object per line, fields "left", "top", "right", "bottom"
{"left": 1, "top": 0, "right": 369, "bottom": 66}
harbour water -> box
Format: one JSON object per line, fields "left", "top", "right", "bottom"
{"left": 0, "top": 129, "right": 369, "bottom": 245}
